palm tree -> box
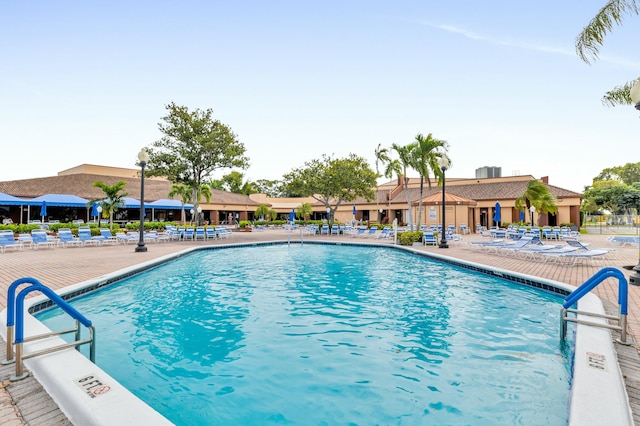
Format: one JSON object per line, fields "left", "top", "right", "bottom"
{"left": 515, "top": 180, "right": 558, "bottom": 226}
{"left": 391, "top": 143, "right": 415, "bottom": 230}
{"left": 90, "top": 180, "right": 128, "bottom": 231}
{"left": 192, "top": 184, "right": 212, "bottom": 226}
{"left": 374, "top": 143, "right": 390, "bottom": 218}
{"left": 168, "top": 183, "right": 191, "bottom": 223}
{"left": 296, "top": 202, "right": 313, "bottom": 220}
{"left": 255, "top": 204, "right": 270, "bottom": 221}
{"left": 409, "top": 133, "right": 449, "bottom": 228}
{"left": 576, "top": 0, "right": 640, "bottom": 106}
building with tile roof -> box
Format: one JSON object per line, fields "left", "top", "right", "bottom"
{"left": 0, "top": 165, "right": 582, "bottom": 231}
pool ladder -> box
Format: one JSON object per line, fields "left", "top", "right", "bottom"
{"left": 561, "top": 267, "right": 630, "bottom": 345}
{"left": 2, "top": 277, "right": 95, "bottom": 381}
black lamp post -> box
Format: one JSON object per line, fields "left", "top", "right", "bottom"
{"left": 628, "top": 78, "right": 640, "bottom": 285}
{"left": 438, "top": 156, "right": 450, "bottom": 248}
{"left": 530, "top": 205, "right": 536, "bottom": 227}
{"left": 135, "top": 149, "right": 149, "bottom": 253}
{"left": 97, "top": 205, "right": 102, "bottom": 228}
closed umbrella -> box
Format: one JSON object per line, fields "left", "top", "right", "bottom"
{"left": 289, "top": 209, "right": 295, "bottom": 224}
{"left": 39, "top": 201, "right": 47, "bottom": 221}
{"left": 91, "top": 203, "right": 99, "bottom": 219}
{"left": 493, "top": 202, "right": 501, "bottom": 228}
{"left": 520, "top": 210, "right": 525, "bottom": 222}
{"left": 352, "top": 205, "right": 356, "bottom": 216}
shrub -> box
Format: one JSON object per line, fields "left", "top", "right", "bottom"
{"left": 398, "top": 231, "right": 423, "bottom": 246}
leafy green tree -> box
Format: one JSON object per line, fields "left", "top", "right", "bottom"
{"left": 515, "top": 180, "right": 558, "bottom": 226}
{"left": 409, "top": 133, "right": 449, "bottom": 228}
{"left": 253, "top": 179, "right": 285, "bottom": 197}
{"left": 576, "top": 0, "right": 640, "bottom": 106}
{"left": 90, "top": 180, "right": 128, "bottom": 230}
{"left": 296, "top": 202, "right": 313, "bottom": 220}
{"left": 584, "top": 180, "right": 635, "bottom": 214}
{"left": 283, "top": 154, "right": 377, "bottom": 227}
{"left": 594, "top": 162, "right": 640, "bottom": 186}
{"left": 146, "top": 102, "right": 249, "bottom": 217}
{"left": 168, "top": 183, "right": 191, "bottom": 223}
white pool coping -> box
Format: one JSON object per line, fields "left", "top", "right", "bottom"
{"left": 1, "top": 242, "right": 634, "bottom": 425}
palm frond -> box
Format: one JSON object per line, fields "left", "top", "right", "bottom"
{"left": 576, "top": 0, "right": 639, "bottom": 64}
{"left": 601, "top": 80, "right": 638, "bottom": 107}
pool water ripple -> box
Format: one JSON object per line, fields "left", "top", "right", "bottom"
{"left": 37, "top": 244, "right": 570, "bottom": 425}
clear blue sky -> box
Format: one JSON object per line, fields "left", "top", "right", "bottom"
{"left": 1, "top": 1, "right": 638, "bottom": 193}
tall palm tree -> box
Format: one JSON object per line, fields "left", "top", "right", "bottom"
{"left": 515, "top": 180, "right": 558, "bottom": 226}
{"left": 409, "top": 133, "right": 449, "bottom": 228}
{"left": 168, "top": 183, "right": 191, "bottom": 223}
{"left": 576, "top": 0, "right": 639, "bottom": 106}
{"left": 374, "top": 143, "right": 390, "bottom": 218}
{"left": 90, "top": 180, "right": 128, "bottom": 231}
{"left": 391, "top": 143, "right": 415, "bottom": 229}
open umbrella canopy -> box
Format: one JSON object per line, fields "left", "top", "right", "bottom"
{"left": 39, "top": 201, "right": 47, "bottom": 218}
{"left": 493, "top": 202, "right": 501, "bottom": 225}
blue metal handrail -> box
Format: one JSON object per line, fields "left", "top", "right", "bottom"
{"left": 561, "top": 267, "right": 630, "bottom": 345}
{"left": 3, "top": 277, "right": 95, "bottom": 381}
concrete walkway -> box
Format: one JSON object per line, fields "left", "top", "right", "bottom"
{"left": 1, "top": 229, "right": 638, "bottom": 424}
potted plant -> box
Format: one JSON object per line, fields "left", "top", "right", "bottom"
{"left": 238, "top": 220, "right": 252, "bottom": 232}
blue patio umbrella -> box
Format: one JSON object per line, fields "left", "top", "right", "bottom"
{"left": 90, "top": 202, "right": 99, "bottom": 218}
{"left": 289, "top": 209, "right": 295, "bottom": 223}
{"left": 493, "top": 202, "right": 501, "bottom": 227}
{"left": 352, "top": 205, "right": 356, "bottom": 216}
{"left": 39, "top": 201, "right": 47, "bottom": 219}
{"left": 520, "top": 210, "right": 525, "bottom": 222}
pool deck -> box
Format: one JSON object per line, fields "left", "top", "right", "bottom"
{"left": 1, "top": 229, "right": 639, "bottom": 424}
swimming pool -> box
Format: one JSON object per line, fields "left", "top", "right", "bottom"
{"left": 36, "top": 243, "right": 573, "bottom": 425}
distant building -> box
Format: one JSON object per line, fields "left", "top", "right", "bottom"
{"left": 0, "top": 165, "right": 583, "bottom": 230}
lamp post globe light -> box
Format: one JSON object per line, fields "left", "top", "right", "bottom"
{"left": 438, "top": 156, "right": 450, "bottom": 248}
{"left": 628, "top": 78, "right": 640, "bottom": 285}
{"left": 529, "top": 205, "right": 536, "bottom": 227}
{"left": 135, "top": 148, "right": 149, "bottom": 253}
{"left": 96, "top": 205, "right": 102, "bottom": 228}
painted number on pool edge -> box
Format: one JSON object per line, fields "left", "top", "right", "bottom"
{"left": 75, "top": 374, "right": 112, "bottom": 398}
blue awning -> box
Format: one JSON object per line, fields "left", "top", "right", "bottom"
{"left": 0, "top": 192, "right": 31, "bottom": 206}
{"left": 147, "top": 199, "right": 193, "bottom": 210}
{"left": 29, "top": 194, "right": 89, "bottom": 207}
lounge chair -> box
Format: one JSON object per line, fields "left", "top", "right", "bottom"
{"left": 350, "top": 226, "right": 367, "bottom": 237}
{"left": 205, "top": 227, "right": 215, "bottom": 239}
{"left": 194, "top": 227, "right": 206, "bottom": 241}
{"left": 0, "top": 231, "right": 23, "bottom": 253}
{"left": 78, "top": 228, "right": 102, "bottom": 246}
{"left": 183, "top": 228, "right": 195, "bottom": 241}
{"left": 99, "top": 229, "right": 119, "bottom": 244}
{"left": 116, "top": 232, "right": 137, "bottom": 244}
{"left": 320, "top": 224, "right": 329, "bottom": 236}
{"left": 423, "top": 231, "right": 437, "bottom": 246}
{"left": 364, "top": 226, "right": 378, "bottom": 238}
{"left": 216, "top": 227, "right": 232, "bottom": 239}
{"left": 31, "top": 230, "right": 56, "bottom": 250}
{"left": 58, "top": 228, "right": 83, "bottom": 248}
{"left": 330, "top": 224, "right": 340, "bottom": 236}
{"left": 376, "top": 227, "right": 391, "bottom": 239}
{"left": 558, "top": 249, "right": 611, "bottom": 267}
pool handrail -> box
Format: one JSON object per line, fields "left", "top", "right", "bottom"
{"left": 561, "top": 267, "right": 630, "bottom": 345}
{"left": 3, "top": 277, "right": 95, "bottom": 381}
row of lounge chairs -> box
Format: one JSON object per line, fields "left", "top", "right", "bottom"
{"left": 0, "top": 225, "right": 235, "bottom": 253}
{"left": 468, "top": 235, "right": 613, "bottom": 266}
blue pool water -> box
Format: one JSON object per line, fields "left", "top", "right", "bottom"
{"left": 37, "top": 244, "right": 570, "bottom": 425}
